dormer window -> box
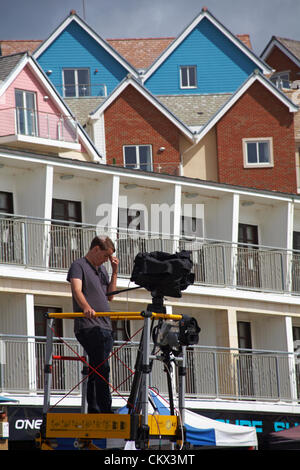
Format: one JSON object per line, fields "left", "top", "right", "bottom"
{"left": 180, "top": 66, "right": 197, "bottom": 89}
{"left": 63, "top": 68, "right": 90, "bottom": 97}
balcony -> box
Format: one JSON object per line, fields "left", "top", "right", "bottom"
{"left": 0, "top": 107, "right": 80, "bottom": 152}
{"left": 55, "top": 83, "right": 107, "bottom": 98}
{"left": 122, "top": 161, "right": 181, "bottom": 176}
{"left": 0, "top": 334, "right": 298, "bottom": 404}
{"left": 1, "top": 214, "right": 300, "bottom": 297}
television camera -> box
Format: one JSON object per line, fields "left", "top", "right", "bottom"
{"left": 109, "top": 250, "right": 201, "bottom": 447}
{"left": 110, "top": 249, "right": 201, "bottom": 352}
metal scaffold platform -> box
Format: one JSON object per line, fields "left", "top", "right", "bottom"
{"left": 37, "top": 250, "right": 200, "bottom": 450}
{"left": 36, "top": 306, "right": 200, "bottom": 451}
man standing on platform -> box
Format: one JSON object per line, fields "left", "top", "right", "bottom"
{"left": 67, "top": 235, "right": 119, "bottom": 413}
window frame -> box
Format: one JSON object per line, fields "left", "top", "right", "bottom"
{"left": 270, "top": 71, "right": 290, "bottom": 89}
{"left": 180, "top": 65, "right": 197, "bottom": 89}
{"left": 242, "top": 137, "right": 274, "bottom": 168}
{"left": 62, "top": 68, "right": 90, "bottom": 97}
{"left": 15, "top": 89, "right": 38, "bottom": 136}
{"left": 180, "top": 215, "right": 203, "bottom": 239}
{"left": 0, "top": 191, "right": 13, "bottom": 214}
{"left": 123, "top": 145, "right": 153, "bottom": 171}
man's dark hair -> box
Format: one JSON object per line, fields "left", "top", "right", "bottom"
{"left": 89, "top": 235, "right": 115, "bottom": 252}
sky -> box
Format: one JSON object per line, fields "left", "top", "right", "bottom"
{"left": 0, "top": 0, "right": 299, "bottom": 55}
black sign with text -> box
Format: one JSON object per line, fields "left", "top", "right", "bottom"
{"left": 7, "top": 405, "right": 300, "bottom": 446}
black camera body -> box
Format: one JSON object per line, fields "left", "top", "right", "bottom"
{"left": 130, "top": 249, "right": 200, "bottom": 351}
{"left": 130, "top": 250, "right": 195, "bottom": 298}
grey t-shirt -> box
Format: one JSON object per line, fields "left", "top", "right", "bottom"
{"left": 67, "top": 257, "right": 112, "bottom": 334}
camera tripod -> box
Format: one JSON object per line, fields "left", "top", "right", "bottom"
{"left": 126, "top": 294, "right": 189, "bottom": 449}
{"left": 38, "top": 297, "right": 199, "bottom": 450}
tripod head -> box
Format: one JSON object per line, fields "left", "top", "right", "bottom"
{"left": 108, "top": 249, "right": 200, "bottom": 353}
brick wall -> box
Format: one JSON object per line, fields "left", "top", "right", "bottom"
{"left": 104, "top": 85, "right": 181, "bottom": 175}
{"left": 266, "top": 46, "right": 300, "bottom": 82}
{"left": 216, "top": 81, "right": 297, "bottom": 193}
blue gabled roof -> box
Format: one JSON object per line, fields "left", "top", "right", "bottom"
{"left": 33, "top": 12, "right": 140, "bottom": 98}
{"left": 142, "top": 8, "right": 273, "bottom": 95}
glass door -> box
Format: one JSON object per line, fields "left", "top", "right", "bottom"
{"left": 15, "top": 90, "right": 37, "bottom": 136}
{"left": 50, "top": 199, "right": 82, "bottom": 269}
{"left": 292, "top": 232, "right": 300, "bottom": 292}
{"left": 0, "top": 191, "right": 15, "bottom": 263}
{"left": 237, "top": 224, "right": 260, "bottom": 288}
{"left": 34, "top": 306, "right": 64, "bottom": 391}
{"left": 237, "top": 321, "right": 254, "bottom": 397}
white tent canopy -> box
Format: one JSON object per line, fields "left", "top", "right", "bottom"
{"left": 184, "top": 408, "right": 257, "bottom": 447}
{"left": 121, "top": 391, "right": 258, "bottom": 448}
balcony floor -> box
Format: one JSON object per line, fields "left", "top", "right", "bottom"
{"left": 0, "top": 134, "right": 81, "bottom": 153}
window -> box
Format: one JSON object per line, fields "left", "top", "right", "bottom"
{"left": 0, "top": 192, "right": 14, "bottom": 262}
{"left": 180, "top": 66, "right": 197, "bottom": 88}
{"left": 181, "top": 215, "right": 203, "bottom": 238}
{"left": 50, "top": 199, "right": 82, "bottom": 268}
{"left": 270, "top": 72, "right": 290, "bottom": 89}
{"left": 52, "top": 199, "right": 82, "bottom": 223}
{"left": 237, "top": 321, "right": 252, "bottom": 350}
{"left": 34, "top": 306, "right": 64, "bottom": 390}
{"left": 243, "top": 138, "right": 273, "bottom": 167}
{"left": 237, "top": 321, "right": 254, "bottom": 396}
{"left": 293, "top": 326, "right": 300, "bottom": 342}
{"left": 292, "top": 232, "right": 300, "bottom": 292}
{"left": 118, "top": 207, "right": 145, "bottom": 232}
{"left": 34, "top": 306, "right": 63, "bottom": 338}
{"left": 63, "top": 68, "right": 90, "bottom": 97}
{"left": 123, "top": 145, "right": 152, "bottom": 171}
{"left": 15, "top": 89, "right": 37, "bottom": 136}
{"left": 238, "top": 224, "right": 260, "bottom": 288}
{"left": 0, "top": 191, "right": 13, "bottom": 214}
{"left": 238, "top": 224, "right": 258, "bottom": 246}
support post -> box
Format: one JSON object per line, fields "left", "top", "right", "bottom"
{"left": 43, "top": 317, "right": 55, "bottom": 415}
{"left": 81, "top": 349, "right": 88, "bottom": 414}
{"left": 177, "top": 345, "right": 187, "bottom": 448}
{"left": 139, "top": 313, "right": 151, "bottom": 447}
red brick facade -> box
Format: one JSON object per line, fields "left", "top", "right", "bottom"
{"left": 104, "top": 85, "right": 181, "bottom": 175}
{"left": 216, "top": 81, "right": 297, "bottom": 193}
{"left": 265, "top": 46, "right": 300, "bottom": 82}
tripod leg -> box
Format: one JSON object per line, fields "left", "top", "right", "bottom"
{"left": 162, "top": 351, "right": 175, "bottom": 416}
{"left": 127, "top": 330, "right": 144, "bottom": 414}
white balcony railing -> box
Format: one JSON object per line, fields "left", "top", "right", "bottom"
{"left": 0, "top": 107, "right": 78, "bottom": 144}
{"left": 0, "top": 334, "right": 298, "bottom": 403}
{"left": 58, "top": 83, "right": 107, "bottom": 98}
{"left": 1, "top": 214, "right": 300, "bottom": 296}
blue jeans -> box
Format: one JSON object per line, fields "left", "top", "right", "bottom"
{"left": 76, "top": 327, "right": 114, "bottom": 413}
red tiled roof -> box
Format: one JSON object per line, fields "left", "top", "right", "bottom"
{"left": 0, "top": 34, "right": 252, "bottom": 69}
{"left": 0, "top": 40, "right": 42, "bottom": 56}
{"left": 107, "top": 37, "right": 175, "bottom": 69}
{"left": 108, "top": 34, "right": 252, "bottom": 69}
{"left": 237, "top": 34, "right": 252, "bottom": 50}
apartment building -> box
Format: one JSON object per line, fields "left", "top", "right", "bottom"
{"left": 1, "top": 8, "right": 300, "bottom": 449}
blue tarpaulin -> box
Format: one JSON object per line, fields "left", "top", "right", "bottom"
{"left": 0, "top": 396, "right": 18, "bottom": 403}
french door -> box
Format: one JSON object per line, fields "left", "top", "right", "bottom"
{"left": 15, "top": 90, "right": 38, "bottom": 136}
{"left": 50, "top": 199, "right": 82, "bottom": 269}
{"left": 237, "top": 224, "right": 260, "bottom": 288}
